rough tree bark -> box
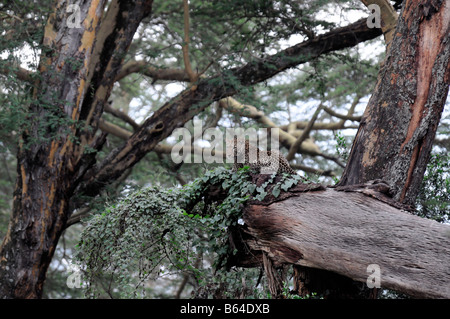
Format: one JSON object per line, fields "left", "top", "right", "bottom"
{"left": 338, "top": 0, "right": 450, "bottom": 206}
{"left": 235, "top": 181, "right": 450, "bottom": 299}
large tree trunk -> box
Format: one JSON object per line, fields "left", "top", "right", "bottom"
{"left": 338, "top": 0, "right": 450, "bottom": 205}
{"left": 305, "top": 0, "right": 449, "bottom": 298}
{"left": 235, "top": 183, "right": 450, "bottom": 299}
{"left": 0, "top": 0, "right": 106, "bottom": 299}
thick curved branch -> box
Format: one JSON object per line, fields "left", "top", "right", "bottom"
{"left": 104, "top": 103, "right": 140, "bottom": 131}
{"left": 78, "top": 18, "right": 382, "bottom": 199}
{"left": 115, "top": 61, "right": 191, "bottom": 82}
{"left": 98, "top": 119, "right": 132, "bottom": 140}
{"left": 66, "top": 206, "right": 91, "bottom": 228}
{"left": 321, "top": 105, "right": 362, "bottom": 122}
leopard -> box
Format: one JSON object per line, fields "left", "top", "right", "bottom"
{"left": 226, "top": 136, "right": 297, "bottom": 175}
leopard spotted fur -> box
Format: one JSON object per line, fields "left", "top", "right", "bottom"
{"left": 227, "top": 137, "right": 297, "bottom": 175}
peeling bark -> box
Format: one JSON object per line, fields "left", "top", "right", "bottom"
{"left": 339, "top": 0, "right": 450, "bottom": 206}
{"left": 0, "top": 0, "right": 107, "bottom": 299}
{"left": 287, "top": 0, "right": 450, "bottom": 299}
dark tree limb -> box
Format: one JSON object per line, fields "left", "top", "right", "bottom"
{"left": 286, "top": 103, "right": 323, "bottom": 161}
{"left": 114, "top": 61, "right": 192, "bottom": 83}
{"left": 78, "top": 18, "right": 382, "bottom": 199}
{"left": 104, "top": 102, "right": 140, "bottom": 131}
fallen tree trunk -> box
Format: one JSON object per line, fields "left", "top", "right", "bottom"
{"left": 236, "top": 184, "right": 450, "bottom": 299}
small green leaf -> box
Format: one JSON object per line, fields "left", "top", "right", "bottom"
{"left": 272, "top": 186, "right": 281, "bottom": 198}
{"left": 222, "top": 180, "right": 231, "bottom": 189}
{"left": 255, "top": 191, "right": 267, "bottom": 201}
{"left": 281, "top": 179, "right": 295, "bottom": 191}
{"left": 256, "top": 186, "right": 265, "bottom": 193}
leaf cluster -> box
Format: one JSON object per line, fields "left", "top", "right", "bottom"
{"left": 415, "top": 151, "right": 450, "bottom": 223}
{"left": 75, "top": 166, "right": 302, "bottom": 298}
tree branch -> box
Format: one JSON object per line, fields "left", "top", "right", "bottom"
{"left": 74, "top": 0, "right": 153, "bottom": 160}
{"left": 98, "top": 119, "right": 132, "bottom": 140}
{"left": 182, "top": 0, "right": 198, "bottom": 85}
{"left": 115, "top": 61, "right": 191, "bottom": 82}
{"left": 289, "top": 164, "right": 337, "bottom": 177}
{"left": 104, "top": 102, "right": 140, "bottom": 131}
{"left": 218, "top": 97, "right": 321, "bottom": 155}
{"left": 0, "top": 60, "right": 33, "bottom": 82}
{"left": 286, "top": 103, "right": 323, "bottom": 161}
{"left": 280, "top": 94, "right": 363, "bottom": 131}
{"left": 66, "top": 206, "right": 91, "bottom": 228}
{"left": 321, "top": 105, "right": 362, "bottom": 122}
{"left": 77, "top": 18, "right": 382, "bottom": 200}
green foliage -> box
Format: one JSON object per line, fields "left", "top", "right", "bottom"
{"left": 75, "top": 167, "right": 302, "bottom": 298}
{"left": 75, "top": 185, "right": 188, "bottom": 298}
{"left": 150, "top": 0, "right": 346, "bottom": 72}
{"left": 0, "top": 61, "right": 31, "bottom": 152}
{"left": 281, "top": 281, "right": 321, "bottom": 299}
{"left": 335, "top": 131, "right": 349, "bottom": 162}
{"left": 254, "top": 172, "right": 303, "bottom": 200}
{"left": 0, "top": 1, "right": 51, "bottom": 52}
{"left": 416, "top": 152, "right": 450, "bottom": 222}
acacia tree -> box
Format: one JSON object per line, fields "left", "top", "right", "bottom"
{"left": 0, "top": 0, "right": 448, "bottom": 299}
